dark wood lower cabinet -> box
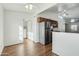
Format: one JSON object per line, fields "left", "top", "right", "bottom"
{"left": 45, "top": 30, "right": 52, "bottom": 45}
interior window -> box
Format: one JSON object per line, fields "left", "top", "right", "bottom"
{"left": 71, "top": 25, "right": 77, "bottom": 31}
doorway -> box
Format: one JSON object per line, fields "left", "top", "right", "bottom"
{"left": 23, "top": 20, "right": 28, "bottom": 39}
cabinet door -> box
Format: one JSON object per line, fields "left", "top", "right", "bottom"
{"left": 45, "top": 30, "right": 49, "bottom": 44}
{"left": 39, "top": 22, "right": 45, "bottom": 45}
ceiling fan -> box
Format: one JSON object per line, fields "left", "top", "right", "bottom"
{"left": 58, "top": 3, "right": 78, "bottom": 19}
{"left": 58, "top": 4, "right": 69, "bottom": 19}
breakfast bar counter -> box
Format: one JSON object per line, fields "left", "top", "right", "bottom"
{"left": 52, "top": 32, "right": 79, "bottom": 56}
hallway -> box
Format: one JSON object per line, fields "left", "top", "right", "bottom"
{"left": 1, "top": 39, "right": 56, "bottom": 56}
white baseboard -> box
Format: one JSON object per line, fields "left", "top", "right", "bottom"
{"left": 0, "top": 46, "right": 4, "bottom": 56}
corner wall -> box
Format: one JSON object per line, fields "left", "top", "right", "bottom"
{"left": 4, "top": 10, "right": 27, "bottom": 46}
{"left": 0, "top": 5, "right": 4, "bottom": 55}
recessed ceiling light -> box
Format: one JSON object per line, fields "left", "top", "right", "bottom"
{"left": 25, "top": 4, "right": 33, "bottom": 11}
{"left": 29, "top": 4, "right": 33, "bottom": 10}
{"left": 71, "top": 19, "right": 75, "bottom": 22}
{"left": 25, "top": 5, "right": 28, "bottom": 9}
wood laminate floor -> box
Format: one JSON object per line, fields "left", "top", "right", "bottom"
{"left": 1, "top": 39, "right": 57, "bottom": 56}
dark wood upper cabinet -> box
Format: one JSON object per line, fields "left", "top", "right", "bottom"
{"left": 37, "top": 17, "right": 58, "bottom": 28}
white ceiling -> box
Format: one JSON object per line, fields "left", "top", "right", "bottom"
{"left": 1, "top": 3, "right": 56, "bottom": 15}
{"left": 43, "top": 3, "right": 79, "bottom": 13}
{"left": 0, "top": 3, "right": 57, "bottom": 21}
{"left": 1, "top": 3, "right": 79, "bottom": 18}
{"left": 42, "top": 3, "right": 79, "bottom": 18}
{"left": 1, "top": 3, "right": 39, "bottom": 13}
{"left": 3, "top": 3, "right": 79, "bottom": 20}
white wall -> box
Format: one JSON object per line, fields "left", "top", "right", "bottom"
{"left": 4, "top": 10, "right": 27, "bottom": 46}
{"left": 23, "top": 29, "right": 27, "bottom": 38}
{"left": 39, "top": 22, "right": 45, "bottom": 44}
{"left": 26, "top": 16, "right": 39, "bottom": 43}
{"left": 33, "top": 17, "right": 39, "bottom": 42}
{"left": 0, "top": 5, "right": 4, "bottom": 55}
{"left": 27, "top": 20, "right": 33, "bottom": 41}
{"left": 53, "top": 32, "right": 79, "bottom": 56}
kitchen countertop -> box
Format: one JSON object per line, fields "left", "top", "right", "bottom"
{"left": 53, "top": 31, "right": 79, "bottom": 34}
